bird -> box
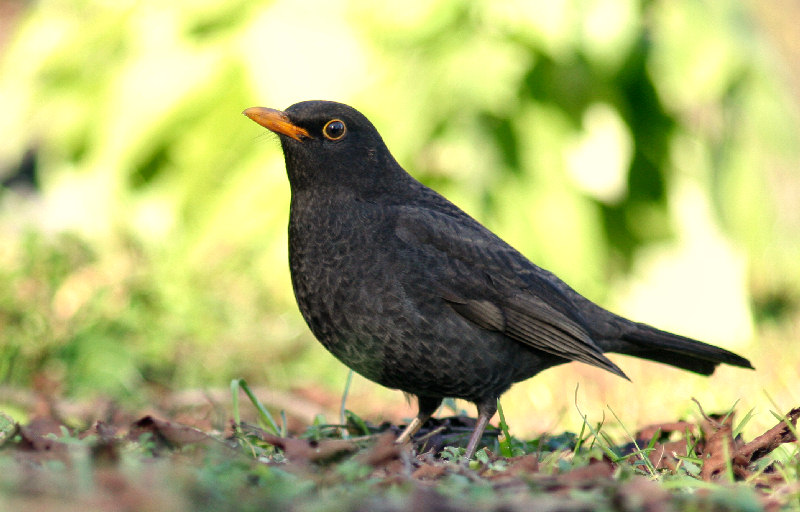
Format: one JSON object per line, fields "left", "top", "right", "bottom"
{"left": 242, "top": 100, "right": 753, "bottom": 459}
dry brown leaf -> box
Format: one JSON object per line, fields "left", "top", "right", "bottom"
{"left": 699, "top": 407, "right": 800, "bottom": 481}
{"left": 503, "top": 453, "right": 540, "bottom": 477}
{"left": 127, "top": 415, "right": 212, "bottom": 449}
{"left": 18, "top": 417, "right": 66, "bottom": 453}
{"left": 736, "top": 407, "right": 800, "bottom": 463}
{"left": 698, "top": 414, "right": 738, "bottom": 481}
{"left": 636, "top": 421, "right": 695, "bottom": 443}
{"left": 254, "top": 430, "right": 358, "bottom": 463}
{"left": 411, "top": 462, "right": 448, "bottom": 481}
{"left": 616, "top": 477, "right": 672, "bottom": 512}
{"left": 648, "top": 439, "right": 691, "bottom": 471}
{"left": 356, "top": 431, "right": 401, "bottom": 467}
{"left": 558, "top": 459, "right": 615, "bottom": 482}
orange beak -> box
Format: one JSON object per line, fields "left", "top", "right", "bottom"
{"left": 242, "top": 107, "right": 311, "bottom": 141}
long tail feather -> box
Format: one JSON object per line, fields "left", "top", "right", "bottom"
{"left": 618, "top": 322, "right": 753, "bottom": 376}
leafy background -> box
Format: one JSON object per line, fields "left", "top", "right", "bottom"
{"left": 0, "top": 0, "right": 799, "bottom": 438}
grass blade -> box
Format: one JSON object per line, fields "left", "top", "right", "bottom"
{"left": 497, "top": 400, "right": 514, "bottom": 458}
{"left": 232, "top": 378, "right": 280, "bottom": 434}
{"left": 340, "top": 370, "right": 354, "bottom": 438}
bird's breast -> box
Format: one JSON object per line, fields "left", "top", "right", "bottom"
{"left": 287, "top": 196, "right": 409, "bottom": 381}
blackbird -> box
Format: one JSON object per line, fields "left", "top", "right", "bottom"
{"left": 243, "top": 100, "right": 753, "bottom": 459}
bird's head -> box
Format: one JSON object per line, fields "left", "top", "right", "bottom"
{"left": 244, "top": 100, "right": 405, "bottom": 195}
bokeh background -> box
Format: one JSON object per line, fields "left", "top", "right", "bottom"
{"left": 1, "top": 0, "right": 799, "bottom": 437}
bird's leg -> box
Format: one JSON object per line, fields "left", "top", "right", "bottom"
{"left": 464, "top": 399, "right": 498, "bottom": 460}
{"left": 395, "top": 417, "right": 424, "bottom": 445}
{"left": 395, "top": 396, "right": 442, "bottom": 445}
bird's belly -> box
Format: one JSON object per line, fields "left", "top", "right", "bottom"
{"left": 291, "top": 248, "right": 556, "bottom": 400}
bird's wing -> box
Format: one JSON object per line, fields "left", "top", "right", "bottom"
{"left": 395, "top": 206, "right": 627, "bottom": 378}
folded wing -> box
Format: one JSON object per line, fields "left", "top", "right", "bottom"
{"left": 395, "top": 206, "right": 628, "bottom": 379}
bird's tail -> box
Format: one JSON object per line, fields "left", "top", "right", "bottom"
{"left": 616, "top": 322, "right": 753, "bottom": 376}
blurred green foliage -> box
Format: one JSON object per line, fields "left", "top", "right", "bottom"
{"left": 0, "top": 0, "right": 798, "bottom": 401}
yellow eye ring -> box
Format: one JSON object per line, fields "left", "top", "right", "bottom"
{"left": 323, "top": 119, "right": 347, "bottom": 141}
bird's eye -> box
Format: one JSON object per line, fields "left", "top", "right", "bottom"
{"left": 323, "top": 119, "right": 347, "bottom": 141}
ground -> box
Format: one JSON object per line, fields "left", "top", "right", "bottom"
{"left": 0, "top": 385, "right": 798, "bottom": 512}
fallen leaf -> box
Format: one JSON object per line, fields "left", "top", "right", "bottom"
{"left": 411, "top": 463, "right": 447, "bottom": 481}
{"left": 699, "top": 414, "right": 738, "bottom": 481}
{"left": 503, "top": 453, "right": 540, "bottom": 477}
{"left": 251, "top": 427, "right": 358, "bottom": 463}
{"left": 127, "top": 415, "right": 212, "bottom": 450}
{"left": 736, "top": 407, "right": 800, "bottom": 463}
{"left": 18, "top": 417, "right": 66, "bottom": 453}
{"left": 616, "top": 476, "right": 672, "bottom": 512}
{"left": 356, "top": 431, "right": 401, "bottom": 467}
{"left": 636, "top": 421, "right": 695, "bottom": 443}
